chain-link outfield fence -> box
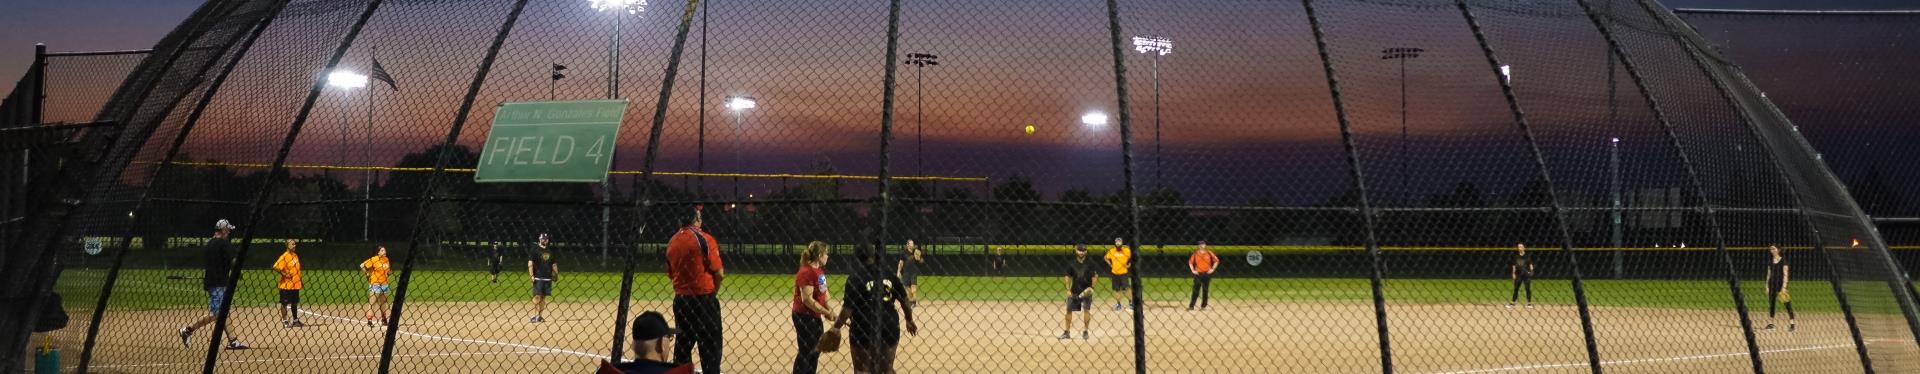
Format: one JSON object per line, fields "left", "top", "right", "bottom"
{"left": 17, "top": 0, "right": 1920, "bottom": 372}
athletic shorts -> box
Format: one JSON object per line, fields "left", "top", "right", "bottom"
{"left": 369, "top": 284, "right": 391, "bottom": 294}
{"left": 278, "top": 289, "right": 301, "bottom": 305}
{"left": 901, "top": 274, "right": 919, "bottom": 287}
{"left": 532, "top": 279, "right": 553, "bottom": 296}
{"left": 1111, "top": 274, "right": 1131, "bottom": 291}
{"left": 1066, "top": 294, "right": 1093, "bottom": 312}
{"left": 206, "top": 287, "right": 229, "bottom": 314}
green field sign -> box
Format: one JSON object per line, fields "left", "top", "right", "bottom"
{"left": 476, "top": 99, "right": 628, "bottom": 183}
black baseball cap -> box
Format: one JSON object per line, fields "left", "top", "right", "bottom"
{"left": 632, "top": 311, "right": 676, "bottom": 340}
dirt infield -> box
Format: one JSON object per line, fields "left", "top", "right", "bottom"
{"left": 55, "top": 296, "right": 1891, "bottom": 373}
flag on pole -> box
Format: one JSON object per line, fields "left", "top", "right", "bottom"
{"left": 370, "top": 56, "right": 398, "bottom": 91}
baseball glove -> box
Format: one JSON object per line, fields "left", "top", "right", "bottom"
{"left": 817, "top": 328, "right": 843, "bottom": 353}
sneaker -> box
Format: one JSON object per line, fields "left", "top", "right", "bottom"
{"left": 1081, "top": 331, "right": 1090, "bottom": 340}
{"left": 367, "top": 319, "right": 376, "bottom": 328}
{"left": 1057, "top": 332, "right": 1071, "bottom": 340}
{"left": 1505, "top": 303, "right": 1514, "bottom": 309}
{"left": 1764, "top": 323, "right": 1776, "bottom": 330}
{"left": 1187, "top": 306, "right": 1195, "bottom": 311}
{"left": 282, "top": 321, "right": 291, "bottom": 329}
{"left": 1201, "top": 306, "right": 1209, "bottom": 311}
{"left": 1789, "top": 322, "right": 1796, "bottom": 332}
{"left": 178, "top": 327, "right": 192, "bottom": 347}
{"left": 1526, "top": 304, "right": 1534, "bottom": 309}
{"left": 225, "top": 339, "right": 250, "bottom": 350}
{"left": 1113, "top": 303, "right": 1123, "bottom": 311}
{"left": 291, "top": 320, "right": 305, "bottom": 328}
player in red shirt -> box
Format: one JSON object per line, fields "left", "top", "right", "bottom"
{"left": 791, "top": 241, "right": 835, "bottom": 374}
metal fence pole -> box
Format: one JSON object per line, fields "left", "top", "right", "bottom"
{"left": 1572, "top": 0, "right": 1765, "bottom": 371}
{"left": 1641, "top": 1, "right": 1875, "bottom": 369}
{"left": 1451, "top": 1, "right": 1604, "bottom": 371}
{"left": 1301, "top": 0, "right": 1394, "bottom": 371}
{"left": 76, "top": 1, "right": 287, "bottom": 371}
{"left": 377, "top": 0, "right": 531, "bottom": 372}
{"left": 613, "top": 0, "right": 706, "bottom": 363}
{"left": 1096, "top": 0, "right": 1148, "bottom": 372}
{"left": 201, "top": 1, "right": 386, "bottom": 372}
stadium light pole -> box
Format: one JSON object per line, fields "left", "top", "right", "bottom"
{"left": 589, "top": 0, "right": 644, "bottom": 266}
{"left": 1132, "top": 36, "right": 1171, "bottom": 190}
{"left": 1382, "top": 47, "right": 1422, "bottom": 204}
{"left": 905, "top": 53, "right": 939, "bottom": 176}
{"left": 1611, "top": 136, "right": 1624, "bottom": 278}
{"left": 726, "top": 96, "right": 756, "bottom": 200}
{"left": 327, "top": 70, "right": 370, "bottom": 241}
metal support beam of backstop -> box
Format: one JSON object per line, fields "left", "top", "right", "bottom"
{"left": 1301, "top": 0, "right": 1395, "bottom": 372}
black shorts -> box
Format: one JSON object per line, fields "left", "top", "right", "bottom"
{"left": 1067, "top": 294, "right": 1093, "bottom": 312}
{"left": 278, "top": 289, "right": 300, "bottom": 305}
{"left": 1111, "top": 274, "right": 1131, "bottom": 291}
{"left": 531, "top": 279, "right": 553, "bottom": 296}
{"left": 901, "top": 274, "right": 919, "bottom": 287}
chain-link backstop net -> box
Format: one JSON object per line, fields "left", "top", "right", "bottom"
{"left": 27, "top": 0, "right": 1920, "bottom": 372}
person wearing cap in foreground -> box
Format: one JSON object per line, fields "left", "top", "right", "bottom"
{"left": 599, "top": 311, "right": 694, "bottom": 374}
{"left": 177, "top": 219, "right": 249, "bottom": 350}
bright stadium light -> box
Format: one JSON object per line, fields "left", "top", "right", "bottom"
{"left": 1131, "top": 36, "right": 1172, "bottom": 56}
{"left": 327, "top": 71, "right": 369, "bottom": 89}
{"left": 1081, "top": 112, "right": 1109, "bottom": 127}
{"left": 725, "top": 96, "right": 757, "bottom": 111}
{"left": 588, "top": 0, "right": 646, "bottom": 14}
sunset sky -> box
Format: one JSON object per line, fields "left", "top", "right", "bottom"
{"left": 3, "top": 0, "right": 1915, "bottom": 206}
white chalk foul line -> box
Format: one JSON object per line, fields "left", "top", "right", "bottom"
{"left": 73, "top": 350, "right": 558, "bottom": 370}
{"left": 1426, "top": 343, "right": 1856, "bottom": 374}
{"left": 298, "top": 309, "right": 609, "bottom": 360}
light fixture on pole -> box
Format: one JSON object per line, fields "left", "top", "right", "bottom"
{"left": 588, "top": 0, "right": 644, "bottom": 266}
{"left": 1132, "top": 36, "right": 1171, "bottom": 189}
{"left": 549, "top": 63, "right": 567, "bottom": 100}
{"left": 725, "top": 96, "right": 756, "bottom": 200}
{"left": 1381, "top": 47, "right": 1422, "bottom": 203}
{"left": 1081, "top": 112, "right": 1109, "bottom": 127}
{"left": 905, "top": 52, "right": 939, "bottom": 176}
{"left": 326, "top": 70, "right": 369, "bottom": 240}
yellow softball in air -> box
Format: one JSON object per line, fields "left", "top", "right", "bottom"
{"left": 1024, "top": 124, "right": 1036, "bottom": 135}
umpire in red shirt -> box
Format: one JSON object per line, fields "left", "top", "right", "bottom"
{"left": 665, "top": 207, "right": 724, "bottom": 374}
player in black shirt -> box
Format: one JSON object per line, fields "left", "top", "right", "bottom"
{"left": 1508, "top": 243, "right": 1534, "bottom": 309}
{"left": 1764, "top": 245, "right": 1795, "bottom": 331}
{"left": 1061, "top": 244, "right": 1098, "bottom": 340}
{"left": 488, "top": 243, "right": 503, "bottom": 284}
{"left": 528, "top": 233, "right": 558, "bottom": 323}
{"left": 829, "top": 246, "right": 918, "bottom": 373}
{"left": 177, "top": 219, "right": 248, "bottom": 350}
{"left": 897, "top": 240, "right": 924, "bottom": 307}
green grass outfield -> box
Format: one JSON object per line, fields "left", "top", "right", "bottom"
{"left": 56, "top": 268, "right": 1887, "bottom": 315}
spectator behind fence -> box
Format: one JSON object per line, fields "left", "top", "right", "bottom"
{"left": 599, "top": 311, "right": 694, "bottom": 374}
